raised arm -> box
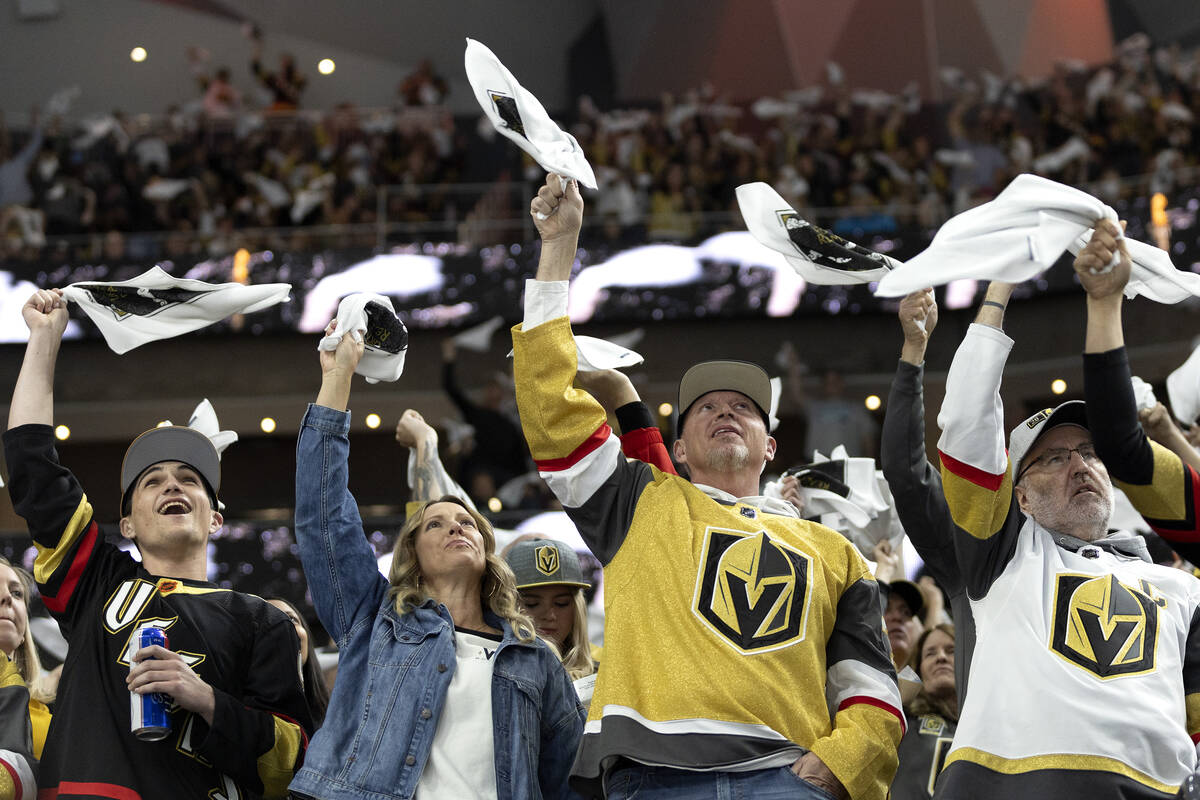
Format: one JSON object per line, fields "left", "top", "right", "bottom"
{"left": 395, "top": 409, "right": 478, "bottom": 514}
{"left": 574, "top": 369, "right": 676, "bottom": 475}
{"left": 9, "top": 290, "right": 68, "bottom": 430}
{"left": 295, "top": 325, "right": 389, "bottom": 643}
{"left": 883, "top": 289, "right": 961, "bottom": 593}
{"left": 1076, "top": 220, "right": 1200, "bottom": 559}
{"left": 935, "top": 282, "right": 1024, "bottom": 598}
{"left": 513, "top": 174, "right": 653, "bottom": 564}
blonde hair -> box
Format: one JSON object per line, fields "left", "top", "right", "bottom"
{"left": 0, "top": 558, "right": 54, "bottom": 704}
{"left": 387, "top": 497, "right": 537, "bottom": 643}
{"left": 558, "top": 591, "right": 595, "bottom": 681}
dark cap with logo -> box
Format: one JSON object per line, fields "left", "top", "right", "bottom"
{"left": 120, "top": 426, "right": 220, "bottom": 515}
{"left": 504, "top": 538, "right": 590, "bottom": 589}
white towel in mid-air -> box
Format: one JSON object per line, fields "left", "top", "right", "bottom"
{"left": 63, "top": 266, "right": 290, "bottom": 354}
{"left": 465, "top": 38, "right": 596, "bottom": 190}
{"left": 736, "top": 182, "right": 899, "bottom": 284}
{"left": 875, "top": 173, "right": 1200, "bottom": 303}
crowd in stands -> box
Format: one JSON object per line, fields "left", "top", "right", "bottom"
{"left": 5, "top": 26, "right": 1200, "bottom": 800}
{"left": 4, "top": 34, "right": 1200, "bottom": 271}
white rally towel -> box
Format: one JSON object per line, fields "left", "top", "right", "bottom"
{"left": 464, "top": 38, "right": 597, "bottom": 190}
{"left": 62, "top": 266, "right": 290, "bottom": 354}
{"left": 452, "top": 315, "right": 505, "bottom": 352}
{"left": 507, "top": 334, "right": 643, "bottom": 373}
{"left": 574, "top": 335, "right": 643, "bottom": 372}
{"left": 159, "top": 399, "right": 239, "bottom": 458}
{"left": 736, "top": 182, "right": 900, "bottom": 284}
{"left": 1129, "top": 376, "right": 1157, "bottom": 412}
{"left": 1167, "top": 343, "right": 1200, "bottom": 425}
{"left": 318, "top": 293, "right": 408, "bottom": 384}
{"left": 875, "top": 173, "right": 1200, "bottom": 303}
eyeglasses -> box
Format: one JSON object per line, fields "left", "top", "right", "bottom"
{"left": 1016, "top": 442, "right": 1100, "bottom": 482}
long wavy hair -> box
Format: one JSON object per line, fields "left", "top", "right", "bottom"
{"left": 0, "top": 558, "right": 53, "bottom": 704}
{"left": 387, "top": 497, "right": 537, "bottom": 644}
{"left": 267, "top": 597, "right": 331, "bottom": 729}
{"left": 907, "top": 623, "right": 957, "bottom": 722}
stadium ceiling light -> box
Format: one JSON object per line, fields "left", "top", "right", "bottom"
{"left": 487, "top": 497, "right": 503, "bottom": 513}
{"left": 1051, "top": 379, "right": 1067, "bottom": 395}
{"left": 130, "top": 47, "right": 147, "bottom": 63}
{"left": 54, "top": 425, "right": 70, "bottom": 441}
{"left": 658, "top": 403, "right": 673, "bottom": 417}
{"left": 260, "top": 417, "right": 277, "bottom": 434}
{"left": 865, "top": 395, "right": 882, "bottom": 411}
{"left": 318, "top": 58, "right": 335, "bottom": 75}
{"left": 365, "top": 413, "right": 381, "bottom": 429}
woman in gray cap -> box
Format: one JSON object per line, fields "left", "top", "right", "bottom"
{"left": 504, "top": 536, "right": 596, "bottom": 681}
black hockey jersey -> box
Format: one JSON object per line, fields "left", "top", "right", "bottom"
{"left": 4, "top": 424, "right": 310, "bottom": 800}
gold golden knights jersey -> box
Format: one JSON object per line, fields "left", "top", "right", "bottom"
{"left": 512, "top": 307, "right": 903, "bottom": 800}
{"left": 3, "top": 425, "right": 311, "bottom": 800}
{"left": 935, "top": 323, "right": 1200, "bottom": 800}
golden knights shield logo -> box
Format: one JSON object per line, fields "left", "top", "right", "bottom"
{"left": 692, "top": 528, "right": 812, "bottom": 654}
{"left": 1049, "top": 573, "right": 1160, "bottom": 679}
{"left": 534, "top": 545, "right": 560, "bottom": 577}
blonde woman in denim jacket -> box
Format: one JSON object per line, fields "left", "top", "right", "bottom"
{"left": 288, "top": 325, "right": 585, "bottom": 800}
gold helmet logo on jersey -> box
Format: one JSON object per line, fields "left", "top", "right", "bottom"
{"left": 693, "top": 528, "right": 812, "bottom": 654}
{"left": 1049, "top": 573, "right": 1159, "bottom": 679}
{"left": 534, "top": 545, "right": 560, "bottom": 577}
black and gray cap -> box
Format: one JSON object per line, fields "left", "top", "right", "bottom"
{"left": 120, "top": 426, "right": 220, "bottom": 514}
{"left": 504, "top": 538, "right": 590, "bottom": 590}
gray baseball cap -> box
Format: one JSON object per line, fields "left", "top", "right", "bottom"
{"left": 677, "top": 360, "right": 772, "bottom": 432}
{"left": 120, "top": 426, "right": 220, "bottom": 515}
{"left": 1009, "top": 400, "right": 1089, "bottom": 481}
{"left": 504, "top": 538, "right": 590, "bottom": 589}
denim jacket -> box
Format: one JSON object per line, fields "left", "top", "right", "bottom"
{"left": 288, "top": 404, "right": 585, "bottom": 800}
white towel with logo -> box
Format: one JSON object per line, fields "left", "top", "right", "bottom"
{"left": 736, "top": 182, "right": 899, "bottom": 284}
{"left": 875, "top": 173, "right": 1200, "bottom": 303}
{"left": 465, "top": 38, "right": 597, "bottom": 190}
{"left": 318, "top": 293, "right": 408, "bottom": 384}
{"left": 62, "top": 266, "right": 290, "bottom": 354}
{"left": 159, "top": 399, "right": 238, "bottom": 458}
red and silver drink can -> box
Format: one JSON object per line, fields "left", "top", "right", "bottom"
{"left": 130, "top": 625, "right": 171, "bottom": 741}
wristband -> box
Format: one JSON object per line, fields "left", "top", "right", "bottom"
{"left": 981, "top": 300, "right": 1006, "bottom": 310}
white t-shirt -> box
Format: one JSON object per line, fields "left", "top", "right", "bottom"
{"left": 416, "top": 627, "right": 502, "bottom": 800}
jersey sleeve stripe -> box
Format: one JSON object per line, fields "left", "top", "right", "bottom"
{"left": 534, "top": 423, "right": 613, "bottom": 472}
{"left": 938, "top": 450, "right": 1007, "bottom": 491}
{"left": 837, "top": 695, "right": 906, "bottom": 732}
{"left": 538, "top": 435, "right": 623, "bottom": 509}
{"left": 38, "top": 519, "right": 99, "bottom": 615}
{"left": 33, "top": 494, "right": 93, "bottom": 585}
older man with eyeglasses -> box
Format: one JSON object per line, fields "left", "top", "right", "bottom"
{"left": 929, "top": 273, "right": 1200, "bottom": 800}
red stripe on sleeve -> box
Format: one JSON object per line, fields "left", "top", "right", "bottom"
{"left": 0, "top": 758, "right": 21, "bottom": 800}
{"left": 938, "top": 449, "right": 1007, "bottom": 491}
{"left": 41, "top": 521, "right": 99, "bottom": 615}
{"left": 41, "top": 783, "right": 142, "bottom": 800}
{"left": 1191, "top": 731, "right": 1200, "bottom": 745}
{"left": 535, "top": 423, "right": 613, "bottom": 472}
{"left": 837, "top": 695, "right": 907, "bottom": 733}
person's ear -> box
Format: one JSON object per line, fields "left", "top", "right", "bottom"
{"left": 209, "top": 509, "right": 224, "bottom": 535}
{"left": 119, "top": 516, "right": 136, "bottom": 541}
{"left": 764, "top": 436, "right": 777, "bottom": 463}
{"left": 1014, "top": 483, "right": 1031, "bottom": 514}
{"left": 672, "top": 437, "right": 687, "bottom": 466}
